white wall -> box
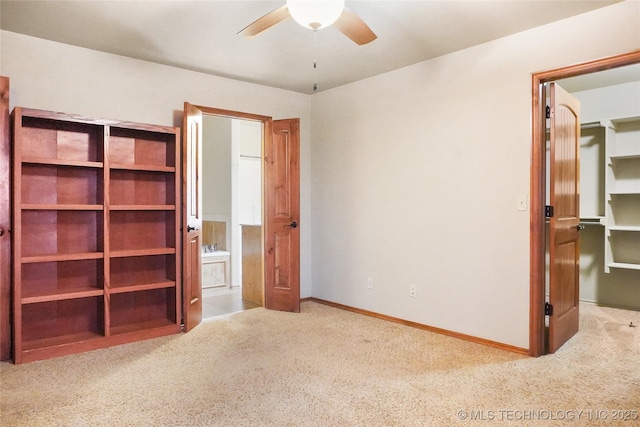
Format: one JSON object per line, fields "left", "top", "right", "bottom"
{"left": 0, "top": 30, "right": 313, "bottom": 298}
{"left": 238, "top": 120, "right": 262, "bottom": 226}
{"left": 203, "top": 115, "right": 232, "bottom": 219}
{"left": 310, "top": 1, "right": 640, "bottom": 349}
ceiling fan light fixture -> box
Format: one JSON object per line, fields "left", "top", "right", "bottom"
{"left": 287, "top": 0, "right": 345, "bottom": 30}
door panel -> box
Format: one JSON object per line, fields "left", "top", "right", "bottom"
{"left": 275, "top": 233, "right": 292, "bottom": 289}
{"left": 185, "top": 232, "right": 202, "bottom": 330}
{"left": 182, "top": 103, "right": 203, "bottom": 331}
{"left": 548, "top": 82, "right": 581, "bottom": 353}
{"left": 264, "top": 119, "right": 300, "bottom": 312}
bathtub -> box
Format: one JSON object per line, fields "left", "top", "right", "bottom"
{"left": 202, "top": 250, "right": 230, "bottom": 259}
{"left": 201, "top": 251, "right": 231, "bottom": 288}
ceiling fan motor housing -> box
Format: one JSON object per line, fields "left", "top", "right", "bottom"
{"left": 287, "top": 0, "right": 345, "bottom": 30}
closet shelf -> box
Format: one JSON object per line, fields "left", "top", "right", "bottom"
{"left": 22, "top": 288, "right": 104, "bottom": 304}
{"left": 609, "top": 153, "right": 640, "bottom": 160}
{"left": 109, "top": 248, "right": 176, "bottom": 258}
{"left": 22, "top": 332, "right": 104, "bottom": 353}
{"left": 110, "top": 163, "right": 175, "bottom": 173}
{"left": 609, "top": 225, "right": 640, "bottom": 232}
{"left": 108, "top": 281, "right": 176, "bottom": 294}
{"left": 109, "top": 205, "right": 176, "bottom": 211}
{"left": 109, "top": 319, "right": 178, "bottom": 336}
{"left": 580, "top": 121, "right": 607, "bottom": 129}
{"left": 21, "top": 252, "right": 104, "bottom": 263}
{"left": 22, "top": 157, "right": 103, "bottom": 168}
{"left": 608, "top": 191, "right": 640, "bottom": 196}
{"left": 608, "top": 262, "right": 640, "bottom": 271}
{"left": 580, "top": 217, "right": 604, "bottom": 225}
{"left": 22, "top": 204, "right": 103, "bottom": 211}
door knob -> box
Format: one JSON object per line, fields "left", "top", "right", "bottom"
{"left": 0, "top": 226, "right": 4, "bottom": 237}
{"left": 286, "top": 221, "right": 298, "bottom": 229}
{"left": 187, "top": 225, "right": 198, "bottom": 232}
{"left": 576, "top": 224, "right": 585, "bottom": 231}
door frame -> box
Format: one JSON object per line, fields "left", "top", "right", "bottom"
{"left": 0, "top": 76, "right": 10, "bottom": 360}
{"left": 193, "top": 105, "right": 272, "bottom": 304}
{"left": 529, "top": 50, "right": 640, "bottom": 357}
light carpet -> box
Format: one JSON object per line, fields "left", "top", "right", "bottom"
{"left": 1, "top": 301, "right": 638, "bottom": 426}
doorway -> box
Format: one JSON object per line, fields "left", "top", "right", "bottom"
{"left": 200, "top": 113, "right": 265, "bottom": 319}
{"left": 530, "top": 51, "right": 640, "bottom": 356}
{"left": 182, "top": 103, "right": 301, "bottom": 331}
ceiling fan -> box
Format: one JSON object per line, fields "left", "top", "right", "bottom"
{"left": 239, "top": 0, "right": 377, "bottom": 46}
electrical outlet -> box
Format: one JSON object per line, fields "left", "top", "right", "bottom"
{"left": 409, "top": 285, "right": 417, "bottom": 298}
{"left": 367, "top": 277, "right": 374, "bottom": 290}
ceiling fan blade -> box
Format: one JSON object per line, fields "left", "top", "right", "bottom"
{"left": 238, "top": 5, "right": 291, "bottom": 37}
{"left": 334, "top": 7, "right": 377, "bottom": 45}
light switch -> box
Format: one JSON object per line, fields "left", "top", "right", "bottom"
{"left": 517, "top": 194, "right": 527, "bottom": 211}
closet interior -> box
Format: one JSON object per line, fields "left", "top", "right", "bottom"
{"left": 558, "top": 67, "right": 640, "bottom": 310}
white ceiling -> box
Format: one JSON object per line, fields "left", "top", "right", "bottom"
{"left": 0, "top": 0, "right": 629, "bottom": 94}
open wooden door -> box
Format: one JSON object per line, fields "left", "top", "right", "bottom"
{"left": 264, "top": 119, "right": 300, "bottom": 312}
{"left": 182, "top": 103, "right": 203, "bottom": 331}
{"left": 547, "top": 82, "right": 581, "bottom": 353}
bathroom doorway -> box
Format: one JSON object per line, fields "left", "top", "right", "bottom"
{"left": 201, "top": 114, "right": 263, "bottom": 319}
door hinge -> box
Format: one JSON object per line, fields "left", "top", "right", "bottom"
{"left": 545, "top": 205, "right": 554, "bottom": 218}
{"left": 546, "top": 105, "right": 551, "bottom": 119}
{"left": 545, "top": 302, "right": 553, "bottom": 316}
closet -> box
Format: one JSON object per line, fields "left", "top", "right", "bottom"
{"left": 12, "top": 107, "right": 181, "bottom": 363}
{"left": 580, "top": 118, "right": 640, "bottom": 271}
{"left": 568, "top": 76, "right": 640, "bottom": 309}
{"left": 602, "top": 118, "right": 640, "bottom": 270}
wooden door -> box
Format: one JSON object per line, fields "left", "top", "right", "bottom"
{"left": 264, "top": 119, "right": 300, "bottom": 312}
{"left": 0, "top": 76, "right": 10, "bottom": 360}
{"left": 548, "top": 82, "right": 581, "bottom": 353}
{"left": 182, "top": 103, "right": 203, "bottom": 331}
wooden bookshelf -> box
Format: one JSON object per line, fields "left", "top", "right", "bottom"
{"left": 12, "top": 107, "right": 181, "bottom": 363}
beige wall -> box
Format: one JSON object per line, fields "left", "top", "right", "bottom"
{"left": 2, "top": 1, "right": 639, "bottom": 350}
{"left": 310, "top": 1, "right": 640, "bottom": 349}
{"left": 0, "top": 30, "right": 313, "bottom": 298}
{"left": 202, "top": 115, "right": 232, "bottom": 219}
